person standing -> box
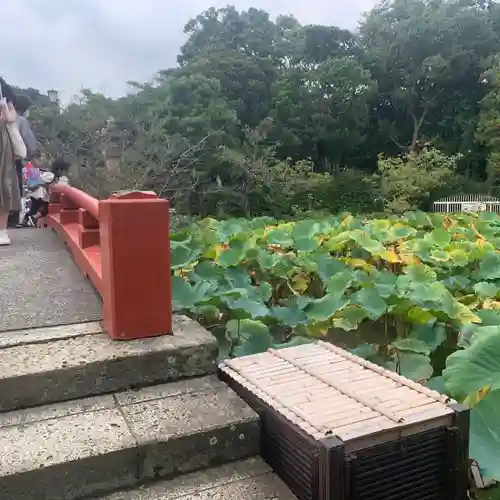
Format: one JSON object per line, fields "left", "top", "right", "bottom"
{"left": 15, "top": 95, "right": 36, "bottom": 185}
{"left": 7, "top": 95, "right": 37, "bottom": 227}
{"left": 0, "top": 78, "right": 26, "bottom": 245}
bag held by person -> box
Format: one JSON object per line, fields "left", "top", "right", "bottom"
{"left": 0, "top": 84, "right": 27, "bottom": 159}
{"left": 5, "top": 122, "right": 27, "bottom": 158}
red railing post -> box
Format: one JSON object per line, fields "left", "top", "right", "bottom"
{"left": 49, "top": 191, "right": 61, "bottom": 214}
{"left": 60, "top": 194, "right": 79, "bottom": 224}
{"left": 78, "top": 209, "right": 99, "bottom": 249}
{"left": 48, "top": 185, "right": 172, "bottom": 340}
{"left": 99, "top": 191, "right": 173, "bottom": 340}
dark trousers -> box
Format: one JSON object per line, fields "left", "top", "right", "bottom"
{"left": 7, "top": 160, "right": 24, "bottom": 227}
{"left": 27, "top": 197, "right": 49, "bottom": 218}
{"left": 15, "top": 159, "right": 23, "bottom": 195}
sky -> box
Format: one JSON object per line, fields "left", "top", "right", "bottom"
{"left": 2, "top": 0, "right": 377, "bottom": 101}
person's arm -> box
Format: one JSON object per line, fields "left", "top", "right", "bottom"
{"left": 16, "top": 116, "right": 37, "bottom": 159}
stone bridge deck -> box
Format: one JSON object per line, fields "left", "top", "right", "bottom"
{"left": 0, "top": 229, "right": 102, "bottom": 334}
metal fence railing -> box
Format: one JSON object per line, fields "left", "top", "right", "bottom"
{"left": 432, "top": 194, "right": 500, "bottom": 213}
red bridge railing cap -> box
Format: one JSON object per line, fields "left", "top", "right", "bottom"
{"left": 108, "top": 190, "right": 158, "bottom": 200}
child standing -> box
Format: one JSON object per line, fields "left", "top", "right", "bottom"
{"left": 23, "top": 157, "right": 71, "bottom": 227}
{"left": 24, "top": 169, "right": 54, "bottom": 227}
{"left": 51, "top": 158, "right": 70, "bottom": 185}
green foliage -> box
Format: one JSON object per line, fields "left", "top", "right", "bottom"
{"left": 376, "top": 148, "right": 461, "bottom": 213}
{"left": 270, "top": 56, "right": 376, "bottom": 168}
{"left": 171, "top": 210, "right": 488, "bottom": 364}
{"left": 361, "top": 0, "right": 496, "bottom": 153}
{"left": 26, "top": 0, "right": 500, "bottom": 213}
{"left": 217, "top": 121, "right": 331, "bottom": 217}
{"left": 476, "top": 55, "right": 500, "bottom": 193}
{"left": 171, "top": 210, "right": 500, "bottom": 478}
{"left": 442, "top": 322, "right": 500, "bottom": 481}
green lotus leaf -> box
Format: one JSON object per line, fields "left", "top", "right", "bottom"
{"left": 404, "top": 264, "right": 437, "bottom": 283}
{"left": 373, "top": 271, "right": 398, "bottom": 299}
{"left": 443, "top": 329, "right": 500, "bottom": 401}
{"left": 332, "top": 305, "right": 369, "bottom": 331}
{"left": 429, "top": 250, "right": 451, "bottom": 262}
{"left": 425, "top": 227, "right": 451, "bottom": 246}
{"left": 189, "top": 261, "right": 224, "bottom": 283}
{"left": 408, "top": 322, "right": 447, "bottom": 352}
{"left": 273, "top": 336, "right": 312, "bottom": 350}
{"left": 170, "top": 242, "right": 199, "bottom": 270}
{"left": 350, "top": 229, "right": 386, "bottom": 254}
{"left": 315, "top": 256, "right": 349, "bottom": 282}
{"left": 350, "top": 343, "right": 379, "bottom": 360}
{"left": 474, "top": 282, "right": 499, "bottom": 299}
{"left": 390, "top": 338, "right": 432, "bottom": 355}
{"left": 350, "top": 287, "right": 387, "bottom": 320}
{"left": 227, "top": 319, "right": 273, "bottom": 357}
{"left": 397, "top": 352, "right": 433, "bottom": 381}
{"left": 270, "top": 306, "right": 308, "bottom": 327}
{"left": 426, "top": 376, "right": 450, "bottom": 396}
{"left": 469, "top": 391, "right": 500, "bottom": 481}
{"left": 406, "top": 306, "right": 437, "bottom": 325}
{"left": 306, "top": 293, "right": 350, "bottom": 322}
{"left": 227, "top": 296, "right": 270, "bottom": 319}
{"left": 325, "top": 271, "right": 354, "bottom": 295}
{"left": 266, "top": 228, "right": 294, "bottom": 248}
{"left": 217, "top": 240, "right": 247, "bottom": 268}
{"left": 171, "top": 275, "right": 215, "bottom": 310}
{"left": 477, "top": 252, "right": 500, "bottom": 281}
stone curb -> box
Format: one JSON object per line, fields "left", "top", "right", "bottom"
{"left": 0, "top": 315, "right": 218, "bottom": 412}
{"left": 0, "top": 376, "right": 260, "bottom": 500}
{"left": 101, "top": 457, "right": 297, "bottom": 499}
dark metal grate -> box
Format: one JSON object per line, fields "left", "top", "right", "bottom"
{"left": 261, "top": 412, "right": 318, "bottom": 500}
{"left": 350, "top": 428, "right": 447, "bottom": 500}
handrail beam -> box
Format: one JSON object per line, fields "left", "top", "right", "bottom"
{"left": 52, "top": 184, "right": 99, "bottom": 220}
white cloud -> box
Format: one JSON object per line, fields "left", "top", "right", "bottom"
{"left": 1, "top": 0, "right": 376, "bottom": 100}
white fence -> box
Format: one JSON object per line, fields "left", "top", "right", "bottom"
{"left": 432, "top": 194, "right": 500, "bottom": 213}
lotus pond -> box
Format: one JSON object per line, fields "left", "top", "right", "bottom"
{"left": 171, "top": 210, "right": 500, "bottom": 482}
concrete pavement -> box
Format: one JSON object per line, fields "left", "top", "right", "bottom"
{"left": 0, "top": 228, "right": 102, "bottom": 332}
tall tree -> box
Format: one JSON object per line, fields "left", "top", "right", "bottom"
{"left": 476, "top": 54, "right": 500, "bottom": 192}
{"left": 271, "top": 56, "right": 376, "bottom": 171}
{"left": 179, "top": 6, "right": 279, "bottom": 64}
{"left": 360, "top": 0, "right": 497, "bottom": 153}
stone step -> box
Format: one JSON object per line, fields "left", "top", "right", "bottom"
{"left": 0, "top": 375, "right": 259, "bottom": 500}
{"left": 0, "top": 315, "right": 217, "bottom": 412}
{"left": 100, "top": 457, "right": 297, "bottom": 499}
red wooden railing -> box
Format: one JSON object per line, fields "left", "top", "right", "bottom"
{"left": 48, "top": 186, "right": 173, "bottom": 340}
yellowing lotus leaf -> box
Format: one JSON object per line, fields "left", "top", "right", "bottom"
{"left": 379, "top": 249, "right": 400, "bottom": 264}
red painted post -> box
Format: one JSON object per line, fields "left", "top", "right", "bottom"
{"left": 78, "top": 208, "right": 99, "bottom": 249}
{"left": 99, "top": 191, "right": 172, "bottom": 340}
{"left": 60, "top": 194, "right": 79, "bottom": 225}
{"left": 49, "top": 191, "right": 61, "bottom": 214}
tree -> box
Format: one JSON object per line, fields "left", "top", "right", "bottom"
{"left": 218, "top": 120, "right": 329, "bottom": 217}
{"left": 24, "top": 2, "right": 500, "bottom": 216}
{"left": 476, "top": 54, "right": 500, "bottom": 192}
{"left": 179, "top": 6, "right": 279, "bottom": 64}
{"left": 376, "top": 148, "right": 460, "bottom": 212}
{"left": 271, "top": 56, "right": 376, "bottom": 170}
{"left": 360, "top": 0, "right": 497, "bottom": 153}
{"left": 168, "top": 49, "right": 276, "bottom": 128}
